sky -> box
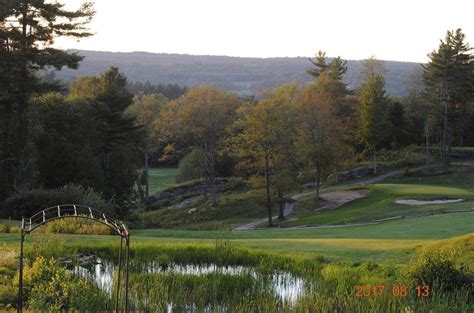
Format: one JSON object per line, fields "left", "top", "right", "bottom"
{"left": 55, "top": 0, "right": 474, "bottom": 63}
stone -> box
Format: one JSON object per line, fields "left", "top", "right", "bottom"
{"left": 148, "top": 178, "right": 228, "bottom": 207}
{"left": 327, "top": 164, "right": 382, "bottom": 184}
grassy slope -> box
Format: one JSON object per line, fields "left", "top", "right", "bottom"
{"left": 283, "top": 168, "right": 474, "bottom": 227}
{"left": 148, "top": 167, "right": 177, "bottom": 195}
{"left": 139, "top": 194, "right": 267, "bottom": 230}
{"left": 2, "top": 211, "right": 474, "bottom": 263}
{"left": 132, "top": 211, "right": 474, "bottom": 240}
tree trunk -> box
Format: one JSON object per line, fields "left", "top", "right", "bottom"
{"left": 425, "top": 120, "right": 430, "bottom": 168}
{"left": 447, "top": 127, "right": 452, "bottom": 169}
{"left": 1, "top": 99, "right": 14, "bottom": 197}
{"left": 373, "top": 148, "right": 377, "bottom": 174}
{"left": 204, "top": 142, "right": 218, "bottom": 207}
{"left": 14, "top": 2, "right": 30, "bottom": 190}
{"left": 442, "top": 100, "right": 448, "bottom": 173}
{"left": 210, "top": 177, "right": 217, "bottom": 207}
{"left": 137, "top": 180, "right": 144, "bottom": 202}
{"left": 264, "top": 154, "right": 272, "bottom": 227}
{"left": 316, "top": 162, "right": 321, "bottom": 200}
{"left": 144, "top": 151, "right": 149, "bottom": 200}
{"left": 277, "top": 190, "right": 284, "bottom": 220}
{"left": 316, "top": 129, "right": 323, "bottom": 200}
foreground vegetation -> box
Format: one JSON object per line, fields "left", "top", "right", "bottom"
{"left": 1, "top": 222, "right": 474, "bottom": 312}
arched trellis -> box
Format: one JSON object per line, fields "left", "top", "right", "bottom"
{"left": 17, "top": 204, "right": 130, "bottom": 313}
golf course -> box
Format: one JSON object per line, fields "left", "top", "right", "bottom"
{"left": 2, "top": 5, "right": 474, "bottom": 310}
{"left": 2, "top": 165, "right": 474, "bottom": 312}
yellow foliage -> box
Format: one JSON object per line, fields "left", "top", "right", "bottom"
{"left": 35, "top": 217, "right": 112, "bottom": 235}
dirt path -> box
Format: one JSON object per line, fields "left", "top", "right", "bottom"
{"left": 232, "top": 190, "right": 369, "bottom": 231}
{"left": 232, "top": 168, "right": 406, "bottom": 231}
{"left": 232, "top": 200, "right": 295, "bottom": 231}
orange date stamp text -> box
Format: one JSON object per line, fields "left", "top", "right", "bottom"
{"left": 355, "top": 285, "right": 429, "bottom": 298}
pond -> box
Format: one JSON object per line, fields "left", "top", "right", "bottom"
{"left": 72, "top": 255, "right": 310, "bottom": 310}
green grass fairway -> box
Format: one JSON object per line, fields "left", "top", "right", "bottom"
{"left": 376, "top": 183, "right": 474, "bottom": 196}
{"left": 2, "top": 212, "right": 474, "bottom": 263}
{"left": 284, "top": 169, "right": 474, "bottom": 228}
{"left": 132, "top": 211, "right": 474, "bottom": 240}
{"left": 148, "top": 167, "right": 177, "bottom": 195}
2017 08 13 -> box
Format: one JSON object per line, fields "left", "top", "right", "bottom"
{"left": 355, "top": 285, "right": 430, "bottom": 298}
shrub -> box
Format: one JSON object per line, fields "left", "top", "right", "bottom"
{"left": 0, "top": 219, "right": 19, "bottom": 233}
{"left": 297, "top": 169, "right": 317, "bottom": 185}
{"left": 377, "top": 145, "right": 427, "bottom": 169}
{"left": 175, "top": 150, "right": 236, "bottom": 184}
{"left": 321, "top": 264, "right": 361, "bottom": 292}
{"left": 406, "top": 247, "right": 473, "bottom": 293}
{"left": 175, "top": 149, "right": 205, "bottom": 183}
{"left": 35, "top": 217, "right": 113, "bottom": 235}
{"left": 14, "top": 256, "right": 110, "bottom": 311}
{"left": 1, "top": 184, "right": 111, "bottom": 219}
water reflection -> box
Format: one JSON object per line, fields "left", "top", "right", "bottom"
{"left": 74, "top": 258, "right": 306, "bottom": 304}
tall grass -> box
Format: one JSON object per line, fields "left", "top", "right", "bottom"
{"left": 2, "top": 238, "right": 473, "bottom": 312}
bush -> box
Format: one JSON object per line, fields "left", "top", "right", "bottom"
{"left": 14, "top": 256, "right": 110, "bottom": 311}
{"left": 1, "top": 184, "right": 112, "bottom": 219}
{"left": 297, "top": 169, "right": 317, "bottom": 185}
{"left": 0, "top": 219, "right": 20, "bottom": 233}
{"left": 35, "top": 217, "right": 112, "bottom": 235}
{"left": 175, "top": 150, "right": 236, "bottom": 184}
{"left": 406, "top": 247, "right": 473, "bottom": 293}
{"left": 377, "top": 145, "right": 427, "bottom": 169}
{"left": 175, "top": 150, "right": 205, "bottom": 183}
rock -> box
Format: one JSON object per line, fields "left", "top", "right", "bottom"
{"left": 174, "top": 196, "right": 201, "bottom": 209}
{"left": 449, "top": 151, "right": 474, "bottom": 158}
{"left": 148, "top": 178, "right": 228, "bottom": 207}
{"left": 188, "top": 208, "right": 197, "bottom": 214}
{"left": 327, "top": 164, "right": 382, "bottom": 184}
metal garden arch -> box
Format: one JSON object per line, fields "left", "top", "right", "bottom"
{"left": 17, "top": 204, "right": 130, "bottom": 313}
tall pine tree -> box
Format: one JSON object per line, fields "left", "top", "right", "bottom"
{"left": 0, "top": 0, "right": 94, "bottom": 199}
{"left": 422, "top": 28, "right": 473, "bottom": 172}
{"left": 357, "top": 74, "right": 390, "bottom": 174}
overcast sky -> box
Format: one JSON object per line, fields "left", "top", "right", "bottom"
{"left": 55, "top": 0, "right": 474, "bottom": 63}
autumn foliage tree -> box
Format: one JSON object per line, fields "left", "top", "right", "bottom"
{"left": 229, "top": 83, "right": 299, "bottom": 226}
{"left": 295, "top": 51, "right": 351, "bottom": 200}
{"left": 126, "top": 92, "right": 168, "bottom": 200}
{"left": 297, "top": 72, "right": 346, "bottom": 200}
{"left": 160, "top": 86, "right": 240, "bottom": 206}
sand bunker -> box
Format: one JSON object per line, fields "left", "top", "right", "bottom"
{"left": 395, "top": 199, "right": 463, "bottom": 205}
{"left": 316, "top": 189, "right": 370, "bottom": 211}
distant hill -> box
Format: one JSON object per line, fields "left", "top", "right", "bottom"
{"left": 55, "top": 50, "right": 421, "bottom": 97}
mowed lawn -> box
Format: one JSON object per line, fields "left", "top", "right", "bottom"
{"left": 132, "top": 211, "right": 474, "bottom": 240}
{"left": 2, "top": 211, "right": 474, "bottom": 263}
{"left": 284, "top": 168, "right": 474, "bottom": 228}
{"left": 148, "top": 167, "right": 177, "bottom": 195}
